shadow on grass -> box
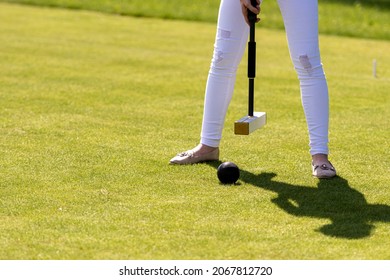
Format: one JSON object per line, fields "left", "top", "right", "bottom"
{"left": 206, "top": 161, "right": 390, "bottom": 239}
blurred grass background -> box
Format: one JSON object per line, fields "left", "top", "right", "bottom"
{"left": 1, "top": 0, "right": 390, "bottom": 40}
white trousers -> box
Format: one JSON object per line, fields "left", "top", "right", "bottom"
{"left": 201, "top": 0, "right": 329, "bottom": 155}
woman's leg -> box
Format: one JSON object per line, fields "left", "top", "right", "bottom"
{"left": 278, "top": 0, "right": 336, "bottom": 177}
{"left": 200, "top": 0, "right": 249, "bottom": 147}
{"left": 278, "top": 0, "right": 329, "bottom": 156}
{"left": 170, "top": 0, "right": 248, "bottom": 164}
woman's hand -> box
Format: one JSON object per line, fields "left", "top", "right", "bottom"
{"left": 240, "top": 0, "right": 261, "bottom": 25}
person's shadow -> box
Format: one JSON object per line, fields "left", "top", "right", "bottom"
{"left": 208, "top": 162, "right": 390, "bottom": 239}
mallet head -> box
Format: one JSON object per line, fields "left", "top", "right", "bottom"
{"left": 234, "top": 112, "right": 266, "bottom": 135}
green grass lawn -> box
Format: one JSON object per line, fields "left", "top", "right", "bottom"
{"left": 0, "top": 2, "right": 389, "bottom": 259}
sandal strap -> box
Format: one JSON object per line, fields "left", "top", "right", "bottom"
{"left": 313, "top": 163, "right": 335, "bottom": 171}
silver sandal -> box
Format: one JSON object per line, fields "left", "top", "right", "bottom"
{"left": 169, "top": 148, "right": 219, "bottom": 165}
{"left": 312, "top": 162, "right": 337, "bottom": 179}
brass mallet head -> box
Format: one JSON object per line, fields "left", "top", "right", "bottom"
{"left": 234, "top": 112, "right": 266, "bottom": 135}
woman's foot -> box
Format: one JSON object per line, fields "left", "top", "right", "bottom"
{"left": 312, "top": 154, "right": 336, "bottom": 179}
{"left": 169, "top": 144, "right": 219, "bottom": 165}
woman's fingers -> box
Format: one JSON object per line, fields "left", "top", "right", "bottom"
{"left": 240, "top": 0, "right": 261, "bottom": 25}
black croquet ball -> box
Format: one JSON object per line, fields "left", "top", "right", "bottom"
{"left": 217, "top": 162, "right": 240, "bottom": 184}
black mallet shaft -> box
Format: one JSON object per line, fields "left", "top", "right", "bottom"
{"left": 234, "top": 0, "right": 267, "bottom": 135}
{"left": 248, "top": 0, "right": 257, "bottom": 117}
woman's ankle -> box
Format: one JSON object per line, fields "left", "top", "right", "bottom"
{"left": 195, "top": 144, "right": 218, "bottom": 154}
{"left": 312, "top": 153, "right": 329, "bottom": 164}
